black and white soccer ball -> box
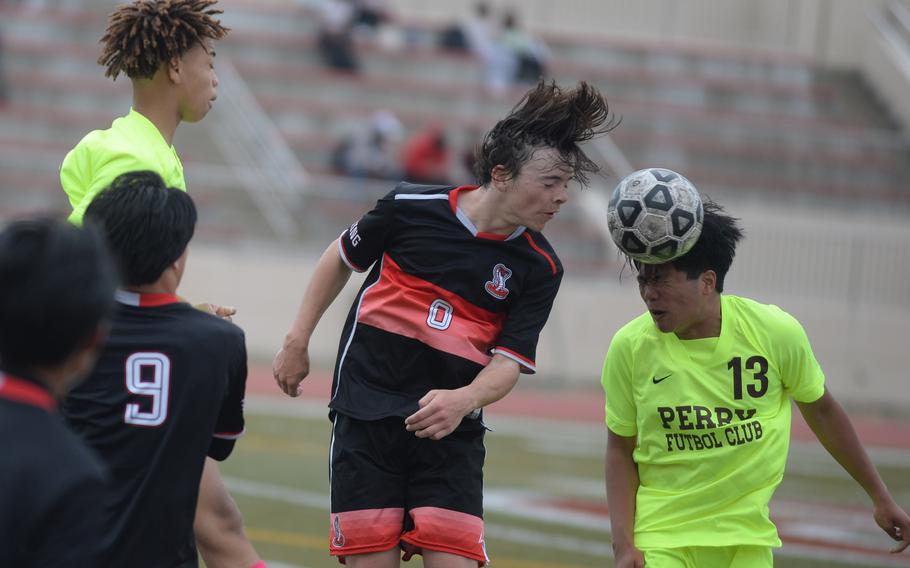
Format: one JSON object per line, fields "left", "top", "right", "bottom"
{"left": 607, "top": 168, "right": 703, "bottom": 264}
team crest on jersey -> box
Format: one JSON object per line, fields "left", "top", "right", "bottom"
{"left": 485, "top": 263, "right": 512, "bottom": 299}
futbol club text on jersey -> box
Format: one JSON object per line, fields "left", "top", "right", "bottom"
{"left": 657, "top": 404, "right": 764, "bottom": 453}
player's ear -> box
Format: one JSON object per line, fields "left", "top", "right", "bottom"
{"left": 167, "top": 56, "right": 182, "bottom": 84}
{"left": 700, "top": 270, "right": 717, "bottom": 294}
{"left": 490, "top": 165, "right": 512, "bottom": 191}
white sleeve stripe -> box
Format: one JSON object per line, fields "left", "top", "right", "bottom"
{"left": 337, "top": 233, "right": 365, "bottom": 273}
{"left": 491, "top": 348, "right": 537, "bottom": 373}
{"left": 213, "top": 428, "right": 245, "bottom": 440}
{"left": 394, "top": 194, "right": 449, "bottom": 200}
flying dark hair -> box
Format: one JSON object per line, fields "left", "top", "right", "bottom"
{"left": 84, "top": 171, "right": 197, "bottom": 286}
{"left": 0, "top": 219, "right": 116, "bottom": 369}
{"left": 98, "top": 0, "right": 229, "bottom": 80}
{"left": 473, "top": 80, "right": 619, "bottom": 186}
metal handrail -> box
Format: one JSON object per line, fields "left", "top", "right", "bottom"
{"left": 208, "top": 58, "right": 308, "bottom": 239}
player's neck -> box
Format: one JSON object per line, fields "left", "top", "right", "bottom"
{"left": 458, "top": 184, "right": 518, "bottom": 235}
{"left": 132, "top": 90, "right": 180, "bottom": 146}
{"left": 676, "top": 295, "right": 722, "bottom": 340}
{"left": 125, "top": 273, "right": 179, "bottom": 297}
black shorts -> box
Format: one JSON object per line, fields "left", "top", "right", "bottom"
{"left": 328, "top": 413, "right": 487, "bottom": 565}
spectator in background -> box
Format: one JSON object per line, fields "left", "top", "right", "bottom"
{"left": 457, "top": 2, "right": 515, "bottom": 97}
{"left": 401, "top": 123, "right": 452, "bottom": 185}
{"left": 332, "top": 110, "right": 404, "bottom": 181}
{"left": 501, "top": 9, "right": 548, "bottom": 85}
{"left": 317, "top": 0, "right": 360, "bottom": 72}
{"left": 350, "top": 0, "right": 391, "bottom": 33}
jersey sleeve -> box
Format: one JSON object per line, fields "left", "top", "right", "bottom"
{"left": 491, "top": 266, "right": 563, "bottom": 374}
{"left": 337, "top": 191, "right": 396, "bottom": 272}
{"left": 209, "top": 328, "right": 248, "bottom": 461}
{"left": 61, "top": 140, "right": 132, "bottom": 225}
{"left": 60, "top": 142, "right": 92, "bottom": 223}
{"left": 601, "top": 329, "right": 638, "bottom": 437}
{"left": 775, "top": 310, "right": 826, "bottom": 403}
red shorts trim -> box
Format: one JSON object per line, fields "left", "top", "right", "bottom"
{"left": 400, "top": 507, "right": 488, "bottom": 566}
{"left": 329, "top": 508, "right": 404, "bottom": 557}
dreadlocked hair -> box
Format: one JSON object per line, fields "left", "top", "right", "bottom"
{"left": 98, "top": 0, "right": 229, "bottom": 80}
{"left": 473, "top": 80, "right": 620, "bottom": 186}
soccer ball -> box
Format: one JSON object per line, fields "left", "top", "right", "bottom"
{"left": 607, "top": 168, "right": 703, "bottom": 264}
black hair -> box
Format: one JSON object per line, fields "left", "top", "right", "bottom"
{"left": 634, "top": 201, "right": 744, "bottom": 292}
{"left": 98, "top": 0, "right": 229, "bottom": 80}
{"left": 84, "top": 171, "right": 197, "bottom": 286}
{"left": 0, "top": 218, "right": 116, "bottom": 369}
{"left": 473, "top": 80, "right": 619, "bottom": 186}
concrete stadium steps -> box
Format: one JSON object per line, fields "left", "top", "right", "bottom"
{"left": 220, "top": 0, "right": 891, "bottom": 125}
{"left": 220, "top": 27, "right": 861, "bottom": 125}
{"left": 239, "top": 77, "right": 907, "bottom": 200}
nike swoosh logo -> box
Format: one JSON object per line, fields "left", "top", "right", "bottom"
{"left": 652, "top": 374, "right": 673, "bottom": 384}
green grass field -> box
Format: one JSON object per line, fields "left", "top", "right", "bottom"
{"left": 217, "top": 397, "right": 910, "bottom": 568}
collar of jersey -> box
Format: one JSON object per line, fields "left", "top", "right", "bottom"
{"left": 448, "top": 185, "right": 527, "bottom": 241}
{"left": 115, "top": 289, "right": 182, "bottom": 307}
{"left": 0, "top": 372, "right": 56, "bottom": 412}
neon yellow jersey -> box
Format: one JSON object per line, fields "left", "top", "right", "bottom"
{"left": 60, "top": 108, "right": 186, "bottom": 224}
{"left": 602, "top": 294, "right": 825, "bottom": 549}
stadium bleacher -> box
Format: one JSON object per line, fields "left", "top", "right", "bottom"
{"left": 1, "top": 0, "right": 908, "bottom": 269}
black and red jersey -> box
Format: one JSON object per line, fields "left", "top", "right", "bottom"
{"left": 0, "top": 371, "right": 108, "bottom": 567}
{"left": 62, "top": 291, "right": 247, "bottom": 568}
{"left": 330, "top": 183, "right": 563, "bottom": 427}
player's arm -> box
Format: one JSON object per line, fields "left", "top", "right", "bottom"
{"left": 606, "top": 429, "right": 645, "bottom": 568}
{"left": 405, "top": 353, "right": 520, "bottom": 440}
{"left": 194, "top": 458, "right": 264, "bottom": 568}
{"left": 273, "top": 238, "right": 352, "bottom": 397}
{"left": 797, "top": 388, "right": 910, "bottom": 553}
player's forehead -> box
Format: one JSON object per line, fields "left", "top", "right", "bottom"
{"left": 521, "top": 147, "right": 573, "bottom": 179}
{"left": 637, "top": 262, "right": 676, "bottom": 281}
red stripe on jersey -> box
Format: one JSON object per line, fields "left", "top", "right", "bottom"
{"left": 523, "top": 233, "right": 557, "bottom": 275}
{"left": 358, "top": 255, "right": 504, "bottom": 366}
{"left": 492, "top": 346, "right": 536, "bottom": 371}
{"left": 139, "top": 293, "right": 181, "bottom": 307}
{"left": 329, "top": 508, "right": 405, "bottom": 556}
{"left": 115, "top": 290, "right": 181, "bottom": 307}
{"left": 213, "top": 428, "right": 245, "bottom": 440}
{"left": 0, "top": 373, "right": 56, "bottom": 412}
{"left": 401, "top": 507, "right": 487, "bottom": 566}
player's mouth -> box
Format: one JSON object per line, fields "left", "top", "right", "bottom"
{"left": 650, "top": 309, "right": 667, "bottom": 319}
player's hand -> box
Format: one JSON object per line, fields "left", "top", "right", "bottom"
{"left": 874, "top": 498, "right": 910, "bottom": 553}
{"left": 613, "top": 545, "right": 645, "bottom": 567}
{"left": 272, "top": 339, "right": 310, "bottom": 398}
{"left": 195, "top": 302, "right": 237, "bottom": 322}
{"left": 405, "top": 388, "right": 475, "bottom": 441}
